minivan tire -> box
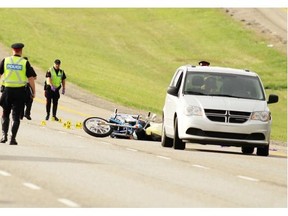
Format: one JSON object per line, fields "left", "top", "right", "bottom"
{"left": 161, "top": 125, "right": 173, "bottom": 148}
{"left": 173, "top": 117, "right": 186, "bottom": 150}
{"left": 256, "top": 145, "right": 269, "bottom": 156}
{"left": 241, "top": 146, "right": 254, "bottom": 154}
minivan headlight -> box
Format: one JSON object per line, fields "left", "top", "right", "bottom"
{"left": 251, "top": 111, "right": 270, "bottom": 122}
{"left": 184, "top": 105, "right": 203, "bottom": 116}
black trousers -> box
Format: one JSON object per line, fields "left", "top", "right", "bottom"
{"left": 0, "top": 87, "right": 25, "bottom": 137}
{"left": 21, "top": 86, "right": 34, "bottom": 118}
{"left": 24, "top": 98, "right": 33, "bottom": 116}
{"left": 45, "top": 88, "right": 60, "bottom": 116}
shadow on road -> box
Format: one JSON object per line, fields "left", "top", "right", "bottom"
{"left": 185, "top": 147, "right": 287, "bottom": 159}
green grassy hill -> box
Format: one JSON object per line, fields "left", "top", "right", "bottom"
{"left": 0, "top": 8, "right": 286, "bottom": 141}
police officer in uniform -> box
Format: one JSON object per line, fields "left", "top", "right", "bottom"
{"left": 0, "top": 43, "right": 36, "bottom": 145}
{"left": 45, "top": 59, "right": 66, "bottom": 121}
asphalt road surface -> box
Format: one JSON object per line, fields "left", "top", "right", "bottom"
{"left": 0, "top": 8, "right": 287, "bottom": 209}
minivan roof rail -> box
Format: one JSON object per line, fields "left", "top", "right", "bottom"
{"left": 184, "top": 64, "right": 196, "bottom": 67}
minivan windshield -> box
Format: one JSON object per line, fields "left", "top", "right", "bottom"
{"left": 183, "top": 72, "right": 265, "bottom": 100}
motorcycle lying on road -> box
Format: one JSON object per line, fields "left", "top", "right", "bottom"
{"left": 83, "top": 109, "right": 161, "bottom": 141}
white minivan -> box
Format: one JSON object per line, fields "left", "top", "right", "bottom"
{"left": 162, "top": 65, "right": 278, "bottom": 156}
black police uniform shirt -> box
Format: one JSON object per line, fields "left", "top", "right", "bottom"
{"left": 0, "top": 55, "right": 35, "bottom": 79}
{"left": 30, "top": 67, "right": 37, "bottom": 78}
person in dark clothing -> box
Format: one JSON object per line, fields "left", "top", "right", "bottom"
{"left": 20, "top": 57, "right": 37, "bottom": 120}
{"left": 44, "top": 59, "right": 66, "bottom": 121}
{"left": 0, "top": 43, "right": 36, "bottom": 145}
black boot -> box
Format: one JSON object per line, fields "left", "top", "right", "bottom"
{"left": 24, "top": 100, "right": 32, "bottom": 120}
{"left": 0, "top": 134, "right": 8, "bottom": 143}
{"left": 9, "top": 136, "right": 18, "bottom": 145}
{"left": 24, "top": 114, "right": 32, "bottom": 120}
{"left": 10, "top": 121, "right": 20, "bottom": 145}
{"left": 45, "top": 113, "right": 50, "bottom": 120}
{"left": 1, "top": 117, "right": 9, "bottom": 143}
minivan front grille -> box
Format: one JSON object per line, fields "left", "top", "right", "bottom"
{"left": 204, "top": 109, "right": 251, "bottom": 124}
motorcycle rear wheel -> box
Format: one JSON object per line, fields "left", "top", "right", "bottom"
{"left": 83, "top": 117, "right": 113, "bottom": 137}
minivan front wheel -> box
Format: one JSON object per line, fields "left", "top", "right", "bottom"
{"left": 161, "top": 125, "right": 173, "bottom": 148}
{"left": 173, "top": 117, "right": 186, "bottom": 150}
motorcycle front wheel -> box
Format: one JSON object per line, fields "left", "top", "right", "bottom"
{"left": 83, "top": 117, "right": 113, "bottom": 137}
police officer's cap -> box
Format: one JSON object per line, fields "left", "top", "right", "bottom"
{"left": 54, "top": 59, "right": 61, "bottom": 65}
{"left": 199, "top": 60, "right": 210, "bottom": 66}
{"left": 11, "top": 43, "right": 25, "bottom": 49}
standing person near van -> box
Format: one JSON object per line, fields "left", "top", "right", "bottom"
{"left": 0, "top": 43, "right": 36, "bottom": 145}
{"left": 44, "top": 59, "right": 66, "bottom": 121}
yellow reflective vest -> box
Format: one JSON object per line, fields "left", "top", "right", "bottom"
{"left": 3, "top": 56, "right": 27, "bottom": 87}
{"left": 48, "top": 67, "right": 63, "bottom": 88}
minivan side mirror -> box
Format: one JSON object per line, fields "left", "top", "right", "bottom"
{"left": 267, "top": 94, "right": 279, "bottom": 104}
{"left": 167, "top": 86, "right": 179, "bottom": 96}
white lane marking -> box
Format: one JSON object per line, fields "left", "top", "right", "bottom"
{"left": 192, "top": 164, "right": 210, "bottom": 169}
{"left": 157, "top": 155, "right": 171, "bottom": 160}
{"left": 23, "top": 182, "right": 42, "bottom": 190}
{"left": 58, "top": 198, "right": 80, "bottom": 207}
{"left": 237, "top": 175, "right": 259, "bottom": 182}
{"left": 0, "top": 170, "right": 11, "bottom": 176}
{"left": 100, "top": 141, "right": 110, "bottom": 145}
{"left": 126, "top": 148, "right": 138, "bottom": 152}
